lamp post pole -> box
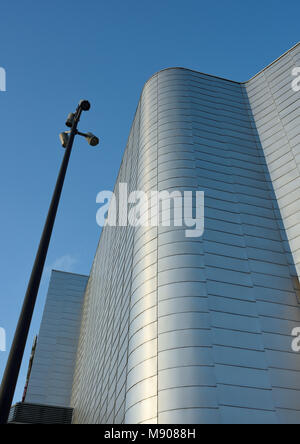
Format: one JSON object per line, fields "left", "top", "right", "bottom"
{"left": 0, "top": 100, "right": 98, "bottom": 424}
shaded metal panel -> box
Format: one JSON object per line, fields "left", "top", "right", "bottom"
{"left": 25, "top": 271, "right": 88, "bottom": 408}
{"left": 8, "top": 403, "right": 73, "bottom": 425}
{"left": 245, "top": 43, "right": 300, "bottom": 279}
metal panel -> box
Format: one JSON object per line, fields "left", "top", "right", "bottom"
{"left": 71, "top": 44, "right": 300, "bottom": 424}
{"left": 25, "top": 271, "right": 88, "bottom": 408}
{"left": 8, "top": 403, "right": 73, "bottom": 425}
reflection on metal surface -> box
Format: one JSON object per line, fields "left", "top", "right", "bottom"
{"left": 71, "top": 43, "right": 300, "bottom": 424}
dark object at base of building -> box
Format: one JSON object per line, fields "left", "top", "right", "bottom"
{"left": 8, "top": 403, "right": 73, "bottom": 424}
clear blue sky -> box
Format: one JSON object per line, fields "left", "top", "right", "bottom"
{"left": 0, "top": 0, "right": 299, "bottom": 403}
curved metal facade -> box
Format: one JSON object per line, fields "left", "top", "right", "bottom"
{"left": 71, "top": 44, "right": 300, "bottom": 424}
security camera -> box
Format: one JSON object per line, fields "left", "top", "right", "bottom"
{"left": 65, "top": 113, "right": 75, "bottom": 128}
{"left": 86, "top": 132, "right": 99, "bottom": 147}
{"left": 79, "top": 100, "right": 91, "bottom": 111}
{"left": 59, "top": 132, "right": 69, "bottom": 148}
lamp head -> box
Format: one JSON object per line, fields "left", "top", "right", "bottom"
{"left": 86, "top": 132, "right": 99, "bottom": 147}
{"left": 79, "top": 100, "right": 91, "bottom": 111}
{"left": 59, "top": 132, "right": 69, "bottom": 148}
{"left": 65, "top": 113, "right": 75, "bottom": 128}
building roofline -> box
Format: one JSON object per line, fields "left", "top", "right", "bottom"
{"left": 143, "top": 66, "right": 241, "bottom": 89}
{"left": 51, "top": 269, "right": 89, "bottom": 279}
{"left": 142, "top": 42, "right": 300, "bottom": 89}
{"left": 245, "top": 41, "right": 300, "bottom": 82}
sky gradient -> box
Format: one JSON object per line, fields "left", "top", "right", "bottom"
{"left": 0, "top": 0, "right": 299, "bottom": 403}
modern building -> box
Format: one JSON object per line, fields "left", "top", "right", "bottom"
{"left": 25, "top": 43, "right": 300, "bottom": 424}
{"left": 25, "top": 270, "right": 88, "bottom": 407}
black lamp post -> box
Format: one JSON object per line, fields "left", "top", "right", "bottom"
{"left": 0, "top": 100, "right": 99, "bottom": 424}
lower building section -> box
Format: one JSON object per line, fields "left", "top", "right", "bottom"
{"left": 25, "top": 270, "right": 88, "bottom": 407}
{"left": 8, "top": 403, "right": 73, "bottom": 425}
